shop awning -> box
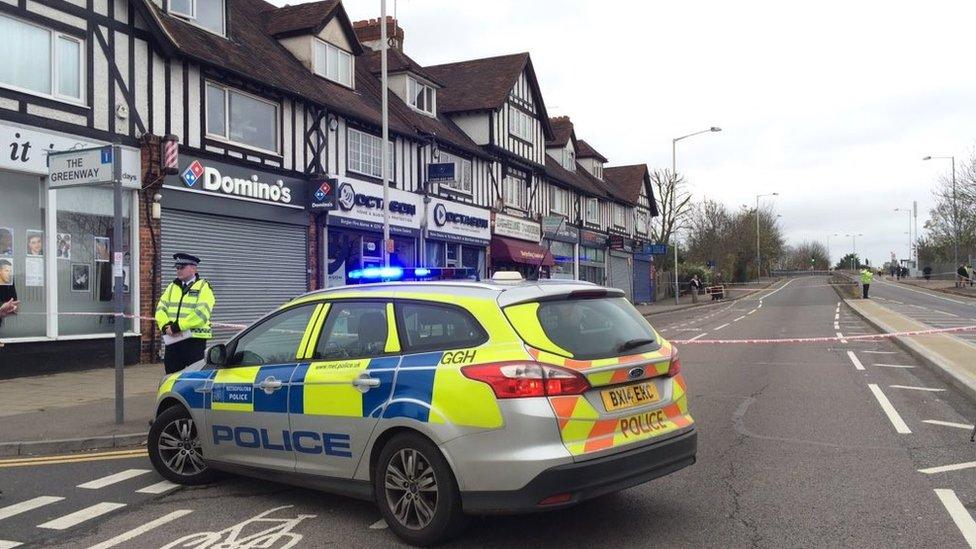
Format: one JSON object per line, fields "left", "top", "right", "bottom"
{"left": 491, "top": 236, "right": 554, "bottom": 267}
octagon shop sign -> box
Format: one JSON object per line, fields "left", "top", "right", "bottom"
{"left": 167, "top": 157, "right": 305, "bottom": 208}
{"left": 494, "top": 212, "right": 541, "bottom": 242}
{"left": 327, "top": 177, "right": 422, "bottom": 236}
{"left": 426, "top": 198, "right": 490, "bottom": 246}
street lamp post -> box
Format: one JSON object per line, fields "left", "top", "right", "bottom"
{"left": 894, "top": 207, "right": 912, "bottom": 270}
{"left": 670, "top": 126, "right": 721, "bottom": 305}
{"left": 826, "top": 233, "right": 838, "bottom": 270}
{"left": 845, "top": 233, "right": 863, "bottom": 270}
{"left": 923, "top": 155, "right": 958, "bottom": 268}
{"left": 755, "top": 192, "right": 778, "bottom": 279}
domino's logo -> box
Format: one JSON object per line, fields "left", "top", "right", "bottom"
{"left": 182, "top": 160, "right": 205, "bottom": 187}
{"left": 314, "top": 180, "right": 331, "bottom": 201}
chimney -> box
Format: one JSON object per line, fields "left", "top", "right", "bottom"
{"left": 352, "top": 16, "right": 404, "bottom": 52}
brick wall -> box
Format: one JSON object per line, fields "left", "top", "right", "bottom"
{"left": 138, "top": 135, "right": 165, "bottom": 363}
{"left": 307, "top": 212, "right": 323, "bottom": 291}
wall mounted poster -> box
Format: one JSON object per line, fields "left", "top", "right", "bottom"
{"left": 57, "top": 233, "right": 71, "bottom": 260}
{"left": 25, "top": 256, "right": 43, "bottom": 287}
{"left": 0, "top": 257, "right": 12, "bottom": 286}
{"left": 0, "top": 227, "right": 12, "bottom": 256}
{"left": 26, "top": 230, "right": 43, "bottom": 256}
{"left": 71, "top": 263, "right": 90, "bottom": 292}
{"left": 93, "top": 237, "right": 110, "bottom": 262}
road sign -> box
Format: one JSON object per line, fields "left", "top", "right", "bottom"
{"left": 47, "top": 146, "right": 115, "bottom": 188}
{"left": 427, "top": 162, "right": 456, "bottom": 182}
{"left": 647, "top": 244, "right": 668, "bottom": 255}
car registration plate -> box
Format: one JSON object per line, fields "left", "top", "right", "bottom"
{"left": 601, "top": 381, "right": 660, "bottom": 412}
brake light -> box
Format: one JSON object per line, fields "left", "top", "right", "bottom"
{"left": 668, "top": 348, "right": 681, "bottom": 377}
{"left": 461, "top": 362, "right": 590, "bottom": 398}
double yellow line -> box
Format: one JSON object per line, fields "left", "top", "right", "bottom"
{"left": 0, "top": 448, "right": 148, "bottom": 468}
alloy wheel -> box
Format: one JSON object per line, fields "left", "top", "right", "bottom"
{"left": 157, "top": 417, "right": 207, "bottom": 477}
{"left": 384, "top": 448, "right": 439, "bottom": 530}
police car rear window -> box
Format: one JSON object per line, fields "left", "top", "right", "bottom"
{"left": 535, "top": 297, "right": 660, "bottom": 359}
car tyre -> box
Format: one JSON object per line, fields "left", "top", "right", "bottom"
{"left": 148, "top": 405, "right": 215, "bottom": 485}
{"left": 373, "top": 432, "right": 468, "bottom": 546}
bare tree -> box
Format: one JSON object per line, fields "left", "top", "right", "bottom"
{"left": 783, "top": 241, "right": 829, "bottom": 270}
{"left": 649, "top": 169, "right": 692, "bottom": 245}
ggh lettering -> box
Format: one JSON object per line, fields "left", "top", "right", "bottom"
{"left": 212, "top": 425, "right": 352, "bottom": 457}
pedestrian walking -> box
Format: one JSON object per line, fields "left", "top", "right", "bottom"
{"left": 689, "top": 275, "right": 701, "bottom": 303}
{"left": 923, "top": 266, "right": 932, "bottom": 280}
{"left": 957, "top": 264, "right": 968, "bottom": 288}
{"left": 860, "top": 268, "right": 873, "bottom": 299}
{"left": 967, "top": 264, "right": 974, "bottom": 287}
{"left": 155, "top": 253, "right": 215, "bottom": 374}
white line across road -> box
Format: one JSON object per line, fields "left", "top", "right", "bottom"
{"left": 687, "top": 333, "right": 708, "bottom": 342}
{"left": 836, "top": 332, "right": 847, "bottom": 343}
{"left": 136, "top": 480, "right": 179, "bottom": 494}
{"left": 867, "top": 384, "right": 911, "bottom": 434}
{"left": 714, "top": 323, "right": 730, "bottom": 331}
{"left": 0, "top": 541, "right": 22, "bottom": 549}
{"left": 923, "top": 419, "right": 975, "bottom": 430}
{"left": 888, "top": 385, "right": 945, "bottom": 392}
{"left": 78, "top": 469, "right": 150, "bottom": 489}
{"left": 846, "top": 351, "right": 865, "bottom": 371}
{"left": 87, "top": 509, "right": 193, "bottom": 549}
{"left": 862, "top": 350, "right": 897, "bottom": 355}
{"left": 934, "top": 489, "right": 976, "bottom": 548}
{"left": 37, "top": 502, "right": 126, "bottom": 530}
{"left": 876, "top": 279, "right": 974, "bottom": 306}
{"left": 0, "top": 496, "right": 64, "bottom": 522}
{"left": 873, "top": 364, "right": 916, "bottom": 369}
{"left": 734, "top": 316, "right": 745, "bottom": 322}
{"left": 919, "top": 462, "right": 976, "bottom": 475}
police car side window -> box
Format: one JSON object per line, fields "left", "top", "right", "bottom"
{"left": 228, "top": 305, "right": 317, "bottom": 367}
{"left": 313, "top": 302, "right": 389, "bottom": 360}
{"left": 397, "top": 302, "right": 487, "bottom": 353}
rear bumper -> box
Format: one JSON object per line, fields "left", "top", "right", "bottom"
{"left": 461, "top": 427, "right": 697, "bottom": 514}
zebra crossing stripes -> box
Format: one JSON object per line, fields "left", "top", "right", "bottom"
{"left": 87, "top": 509, "right": 193, "bottom": 549}
{"left": 78, "top": 469, "right": 151, "bottom": 489}
{"left": 136, "top": 480, "right": 180, "bottom": 494}
{"left": 37, "top": 502, "right": 126, "bottom": 530}
{"left": 0, "top": 540, "right": 22, "bottom": 548}
{"left": 0, "top": 496, "right": 64, "bottom": 521}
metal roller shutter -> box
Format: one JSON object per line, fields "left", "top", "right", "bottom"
{"left": 609, "top": 252, "right": 633, "bottom": 301}
{"left": 633, "top": 258, "right": 652, "bottom": 303}
{"left": 161, "top": 210, "right": 308, "bottom": 342}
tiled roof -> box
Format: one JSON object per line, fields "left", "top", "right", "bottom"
{"left": 604, "top": 164, "right": 651, "bottom": 210}
{"left": 576, "top": 139, "right": 608, "bottom": 163}
{"left": 424, "top": 53, "right": 530, "bottom": 113}
{"left": 361, "top": 49, "right": 446, "bottom": 89}
{"left": 265, "top": 0, "right": 340, "bottom": 38}
{"left": 545, "top": 156, "right": 606, "bottom": 198}
{"left": 548, "top": 116, "right": 574, "bottom": 148}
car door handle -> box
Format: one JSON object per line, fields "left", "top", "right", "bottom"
{"left": 258, "top": 377, "right": 284, "bottom": 393}
{"left": 352, "top": 374, "right": 381, "bottom": 392}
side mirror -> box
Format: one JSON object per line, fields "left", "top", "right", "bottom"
{"left": 206, "top": 344, "right": 227, "bottom": 366}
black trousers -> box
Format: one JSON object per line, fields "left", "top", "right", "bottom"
{"left": 862, "top": 283, "right": 870, "bottom": 299}
{"left": 164, "top": 337, "right": 207, "bottom": 374}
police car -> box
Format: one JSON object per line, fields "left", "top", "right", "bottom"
{"left": 148, "top": 271, "right": 697, "bottom": 546}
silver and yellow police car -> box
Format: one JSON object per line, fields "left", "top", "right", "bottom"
{"left": 148, "top": 272, "right": 697, "bottom": 546}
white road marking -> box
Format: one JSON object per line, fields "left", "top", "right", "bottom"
{"left": 846, "top": 351, "right": 865, "bottom": 371}
{"left": 867, "top": 384, "right": 911, "bottom": 434}
{"left": 38, "top": 502, "right": 126, "bottom": 530}
{"left": 836, "top": 332, "right": 847, "bottom": 343}
{"left": 0, "top": 496, "right": 64, "bottom": 522}
{"left": 924, "top": 419, "right": 975, "bottom": 430}
{"left": 872, "top": 363, "right": 916, "bottom": 369}
{"left": 935, "top": 310, "right": 960, "bottom": 317}
{"left": 833, "top": 322, "right": 840, "bottom": 330}
{"left": 862, "top": 350, "right": 897, "bottom": 354}
{"left": 78, "top": 469, "right": 151, "bottom": 490}
{"left": 889, "top": 385, "right": 945, "bottom": 392}
{"left": 934, "top": 489, "right": 976, "bottom": 548}
{"left": 747, "top": 309, "right": 757, "bottom": 315}
{"left": 687, "top": 333, "right": 708, "bottom": 342}
{"left": 919, "top": 462, "right": 976, "bottom": 474}
{"left": 733, "top": 316, "right": 745, "bottom": 322}
{"left": 369, "top": 519, "right": 388, "bottom": 530}
{"left": 136, "top": 480, "right": 180, "bottom": 494}
{"left": 0, "top": 541, "right": 22, "bottom": 549}
{"left": 87, "top": 510, "right": 193, "bottom": 549}
{"left": 834, "top": 313, "right": 839, "bottom": 320}
{"left": 715, "top": 323, "right": 730, "bottom": 330}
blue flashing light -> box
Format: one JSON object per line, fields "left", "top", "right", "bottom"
{"left": 415, "top": 268, "right": 431, "bottom": 277}
{"left": 349, "top": 266, "right": 404, "bottom": 281}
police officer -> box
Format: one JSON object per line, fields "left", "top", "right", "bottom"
{"left": 860, "top": 268, "right": 873, "bottom": 299}
{"left": 155, "top": 253, "right": 215, "bottom": 373}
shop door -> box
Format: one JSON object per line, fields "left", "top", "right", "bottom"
{"left": 633, "top": 258, "right": 652, "bottom": 303}
{"left": 162, "top": 210, "right": 308, "bottom": 342}
{"left": 609, "top": 252, "right": 633, "bottom": 301}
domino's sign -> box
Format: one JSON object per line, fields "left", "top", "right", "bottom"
{"left": 167, "top": 157, "right": 306, "bottom": 209}
{"left": 308, "top": 176, "right": 337, "bottom": 210}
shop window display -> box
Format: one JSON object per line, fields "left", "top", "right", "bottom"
{"left": 0, "top": 172, "right": 45, "bottom": 338}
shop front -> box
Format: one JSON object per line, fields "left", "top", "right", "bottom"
{"left": 160, "top": 155, "right": 309, "bottom": 342}
{"left": 542, "top": 215, "right": 578, "bottom": 280}
{"left": 0, "top": 121, "right": 143, "bottom": 377}
{"left": 609, "top": 234, "right": 635, "bottom": 301}
{"left": 633, "top": 242, "right": 654, "bottom": 304}
{"left": 325, "top": 177, "right": 422, "bottom": 287}
{"left": 578, "top": 228, "right": 607, "bottom": 285}
{"left": 490, "top": 212, "right": 552, "bottom": 279}
{"left": 424, "top": 197, "right": 490, "bottom": 277}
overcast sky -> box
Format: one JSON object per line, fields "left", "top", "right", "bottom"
{"left": 276, "top": 0, "right": 976, "bottom": 267}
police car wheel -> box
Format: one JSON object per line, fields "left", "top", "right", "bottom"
{"left": 148, "top": 405, "right": 214, "bottom": 485}
{"left": 374, "top": 433, "right": 467, "bottom": 546}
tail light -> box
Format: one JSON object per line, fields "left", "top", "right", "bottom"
{"left": 461, "top": 362, "right": 590, "bottom": 398}
{"left": 668, "top": 348, "right": 681, "bottom": 377}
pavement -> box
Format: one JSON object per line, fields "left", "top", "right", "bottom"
{"left": 636, "top": 278, "right": 778, "bottom": 316}
{"left": 894, "top": 276, "right": 976, "bottom": 299}
{"left": 4, "top": 275, "right": 976, "bottom": 547}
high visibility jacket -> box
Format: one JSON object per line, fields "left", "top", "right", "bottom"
{"left": 155, "top": 277, "right": 215, "bottom": 339}
{"left": 860, "top": 270, "right": 873, "bottom": 284}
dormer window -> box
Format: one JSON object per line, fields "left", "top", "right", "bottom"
{"left": 170, "top": 0, "right": 224, "bottom": 36}
{"left": 314, "top": 39, "right": 353, "bottom": 88}
{"left": 586, "top": 198, "right": 599, "bottom": 224}
{"left": 407, "top": 76, "right": 434, "bottom": 115}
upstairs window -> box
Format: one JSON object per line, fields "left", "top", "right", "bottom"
{"left": 508, "top": 108, "right": 533, "bottom": 142}
{"left": 637, "top": 210, "right": 649, "bottom": 234}
{"left": 206, "top": 82, "right": 279, "bottom": 153}
{"left": 170, "top": 0, "right": 225, "bottom": 36}
{"left": 407, "top": 77, "right": 435, "bottom": 115}
{"left": 314, "top": 40, "right": 353, "bottom": 88}
{"left": 549, "top": 186, "right": 569, "bottom": 216}
{"left": 593, "top": 164, "right": 603, "bottom": 179}
{"left": 613, "top": 204, "right": 626, "bottom": 228}
{"left": 586, "top": 198, "right": 599, "bottom": 224}
{"left": 503, "top": 173, "right": 527, "bottom": 210}
{"left": 563, "top": 149, "right": 575, "bottom": 171}
{"left": 0, "top": 14, "right": 83, "bottom": 103}
{"left": 348, "top": 128, "right": 394, "bottom": 180}
{"left": 436, "top": 151, "right": 472, "bottom": 195}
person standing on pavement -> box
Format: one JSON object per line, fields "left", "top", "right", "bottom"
{"left": 155, "top": 253, "right": 215, "bottom": 374}
{"left": 860, "top": 268, "right": 873, "bottom": 299}
{"left": 957, "top": 264, "right": 968, "bottom": 288}
{"left": 689, "top": 275, "right": 702, "bottom": 303}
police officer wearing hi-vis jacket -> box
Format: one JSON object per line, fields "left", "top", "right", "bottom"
{"left": 155, "top": 253, "right": 215, "bottom": 373}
